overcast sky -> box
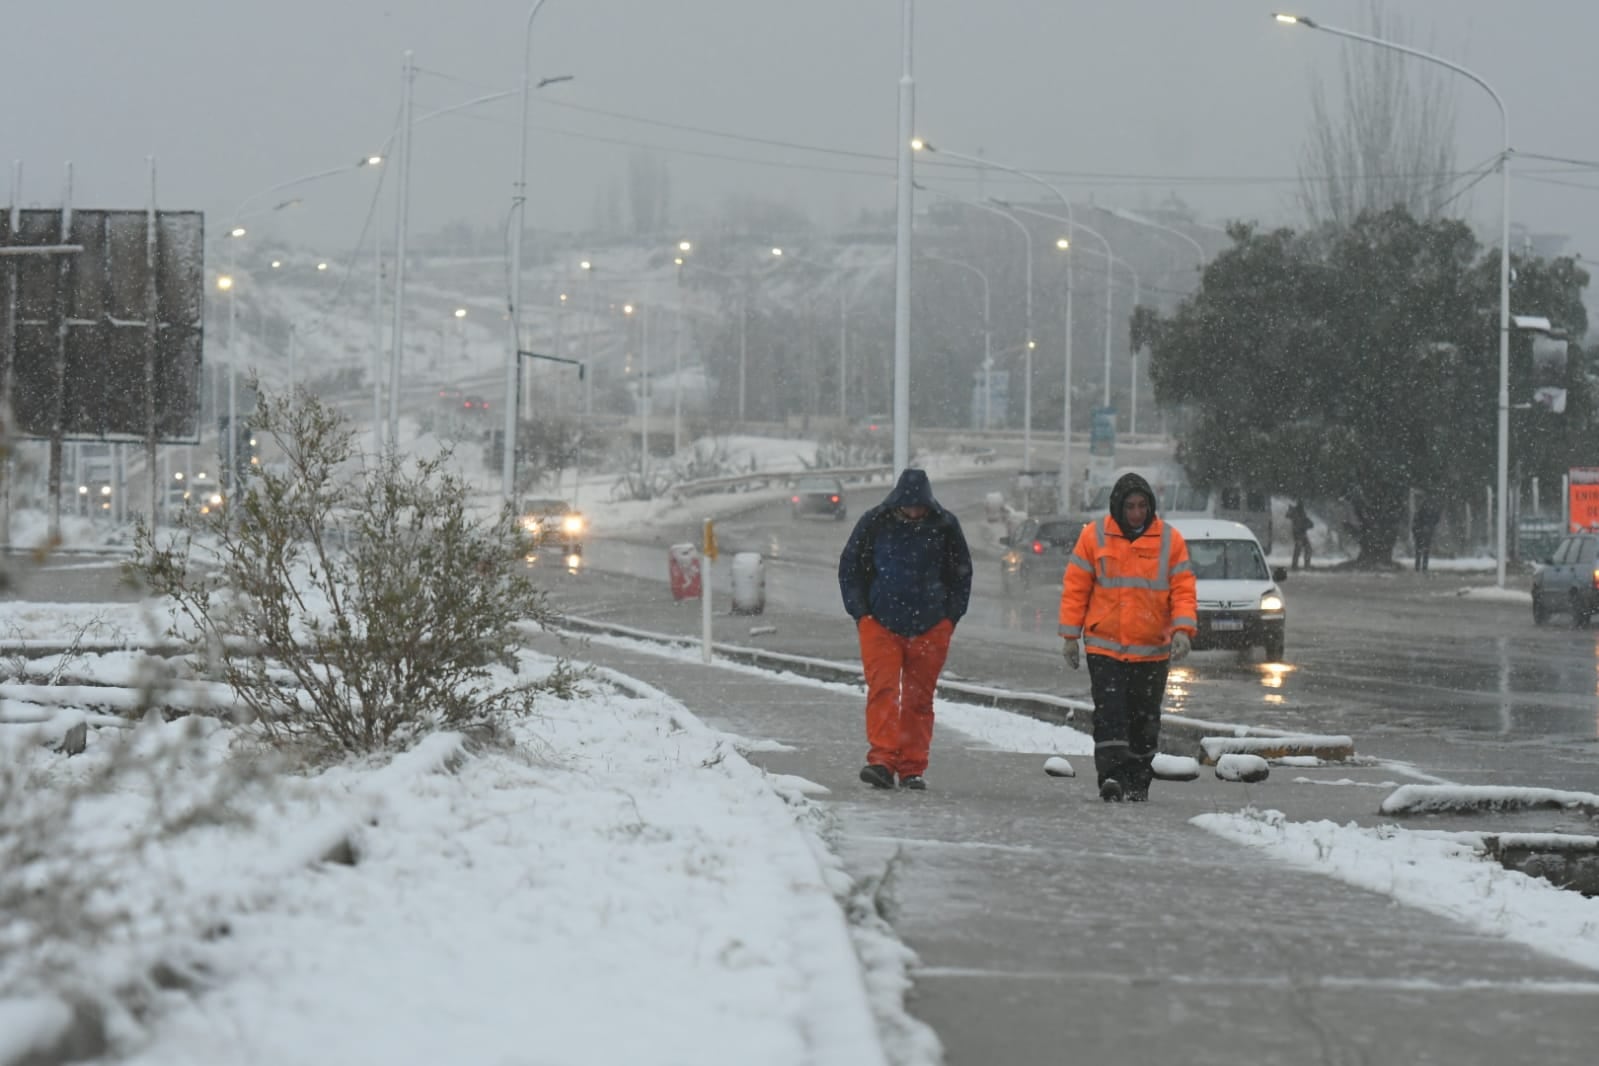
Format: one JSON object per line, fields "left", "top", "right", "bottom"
{"left": 5, "top": 1, "right": 1599, "bottom": 278}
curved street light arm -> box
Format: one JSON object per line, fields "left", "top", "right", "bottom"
{"left": 1091, "top": 204, "right": 1206, "bottom": 271}
{"left": 228, "top": 158, "right": 381, "bottom": 229}
{"left": 1277, "top": 12, "right": 1513, "bottom": 589}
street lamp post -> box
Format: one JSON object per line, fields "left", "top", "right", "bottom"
{"left": 921, "top": 253, "right": 993, "bottom": 430}
{"left": 891, "top": 0, "right": 916, "bottom": 474}
{"left": 769, "top": 246, "right": 888, "bottom": 426}
{"left": 221, "top": 159, "right": 379, "bottom": 488}
{"left": 677, "top": 253, "right": 769, "bottom": 425}
{"left": 623, "top": 302, "right": 650, "bottom": 487}
{"left": 505, "top": 0, "right": 557, "bottom": 506}
{"left": 914, "top": 141, "right": 1076, "bottom": 491}
{"left": 923, "top": 190, "right": 1034, "bottom": 466}
{"left": 1275, "top": 12, "right": 1513, "bottom": 587}
{"left": 1089, "top": 205, "right": 1203, "bottom": 435}
{"left": 1002, "top": 202, "right": 1120, "bottom": 409}
{"left": 580, "top": 259, "right": 595, "bottom": 415}
{"left": 1091, "top": 204, "right": 1206, "bottom": 275}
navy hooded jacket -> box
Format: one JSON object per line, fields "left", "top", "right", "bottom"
{"left": 838, "top": 469, "right": 973, "bottom": 637}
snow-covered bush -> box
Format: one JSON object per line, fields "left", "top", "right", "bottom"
{"left": 0, "top": 717, "right": 275, "bottom": 1061}
{"left": 132, "top": 388, "right": 567, "bottom": 756}
{"left": 801, "top": 432, "right": 893, "bottom": 471}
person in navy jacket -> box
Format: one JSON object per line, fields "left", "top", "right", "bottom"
{"left": 838, "top": 469, "right": 973, "bottom": 791}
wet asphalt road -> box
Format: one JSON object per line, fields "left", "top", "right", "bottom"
{"left": 573, "top": 473, "right": 1599, "bottom": 791}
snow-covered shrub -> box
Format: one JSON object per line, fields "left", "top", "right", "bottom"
{"left": 132, "top": 388, "right": 567, "bottom": 756}
{"left": 669, "top": 438, "right": 736, "bottom": 483}
{"left": 802, "top": 431, "right": 894, "bottom": 471}
{"left": 0, "top": 718, "right": 275, "bottom": 1059}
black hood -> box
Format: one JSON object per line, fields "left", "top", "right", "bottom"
{"left": 883, "top": 468, "right": 938, "bottom": 510}
{"left": 1108, "top": 472, "right": 1157, "bottom": 539}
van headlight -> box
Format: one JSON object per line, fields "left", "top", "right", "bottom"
{"left": 562, "top": 514, "right": 584, "bottom": 536}
{"left": 1260, "top": 591, "right": 1285, "bottom": 613}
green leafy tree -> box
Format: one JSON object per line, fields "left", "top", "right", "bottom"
{"left": 1147, "top": 207, "right": 1589, "bottom": 565}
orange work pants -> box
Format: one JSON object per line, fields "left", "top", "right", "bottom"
{"left": 858, "top": 616, "right": 953, "bottom": 777}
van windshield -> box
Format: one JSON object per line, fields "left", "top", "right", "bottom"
{"left": 1187, "top": 540, "right": 1270, "bottom": 581}
{"left": 1168, "top": 485, "right": 1211, "bottom": 512}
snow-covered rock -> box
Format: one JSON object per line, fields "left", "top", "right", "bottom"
{"left": 1042, "top": 756, "right": 1076, "bottom": 778}
{"left": 1215, "top": 753, "right": 1270, "bottom": 783}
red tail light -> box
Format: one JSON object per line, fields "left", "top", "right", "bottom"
{"left": 1031, "top": 540, "right": 1045, "bottom": 554}
{"left": 792, "top": 496, "right": 800, "bottom": 504}
{"left": 829, "top": 495, "right": 840, "bottom": 503}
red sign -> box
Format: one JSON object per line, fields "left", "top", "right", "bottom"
{"left": 1569, "top": 468, "right": 1599, "bottom": 532}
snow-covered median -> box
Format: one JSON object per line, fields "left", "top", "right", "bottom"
{"left": 1, "top": 648, "right": 926, "bottom": 1066}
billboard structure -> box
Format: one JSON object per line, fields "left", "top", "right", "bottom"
{"left": 2, "top": 181, "right": 205, "bottom": 537}
{"left": 1, "top": 206, "right": 204, "bottom": 443}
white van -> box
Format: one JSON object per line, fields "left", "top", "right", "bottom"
{"left": 1083, "top": 475, "right": 1274, "bottom": 552}
{"left": 1168, "top": 518, "right": 1288, "bottom": 662}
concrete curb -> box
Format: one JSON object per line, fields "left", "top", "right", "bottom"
{"left": 1198, "top": 734, "right": 1356, "bottom": 765}
{"left": 558, "top": 614, "right": 1327, "bottom": 760}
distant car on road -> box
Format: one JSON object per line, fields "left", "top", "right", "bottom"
{"left": 518, "top": 497, "right": 585, "bottom": 570}
{"left": 1168, "top": 518, "right": 1287, "bottom": 662}
{"left": 790, "top": 476, "right": 847, "bottom": 521}
{"left": 1000, "top": 515, "right": 1090, "bottom": 595}
{"left": 1531, "top": 531, "right": 1599, "bottom": 626}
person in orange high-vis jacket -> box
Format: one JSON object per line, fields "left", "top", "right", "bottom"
{"left": 1058, "top": 472, "right": 1197, "bottom": 802}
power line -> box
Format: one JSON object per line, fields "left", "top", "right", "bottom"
{"left": 409, "top": 62, "right": 1507, "bottom": 191}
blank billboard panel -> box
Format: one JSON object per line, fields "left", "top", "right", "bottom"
{"left": 1, "top": 207, "right": 204, "bottom": 442}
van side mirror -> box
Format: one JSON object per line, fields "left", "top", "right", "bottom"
{"left": 999, "top": 535, "right": 1012, "bottom": 547}
{"left": 1271, "top": 566, "right": 1288, "bottom": 583}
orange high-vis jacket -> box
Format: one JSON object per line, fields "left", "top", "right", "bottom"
{"left": 1058, "top": 515, "right": 1198, "bottom": 662}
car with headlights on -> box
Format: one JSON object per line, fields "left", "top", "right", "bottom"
{"left": 517, "top": 497, "right": 585, "bottom": 570}
{"left": 1167, "top": 518, "right": 1287, "bottom": 662}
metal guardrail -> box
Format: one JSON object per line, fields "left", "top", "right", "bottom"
{"left": 670, "top": 465, "right": 894, "bottom": 500}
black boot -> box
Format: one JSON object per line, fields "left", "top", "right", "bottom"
{"left": 859, "top": 764, "right": 896, "bottom": 790}
{"left": 1099, "top": 778, "right": 1124, "bottom": 802}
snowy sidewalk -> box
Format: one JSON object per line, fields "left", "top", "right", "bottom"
{"left": 551, "top": 630, "right": 1599, "bottom": 1066}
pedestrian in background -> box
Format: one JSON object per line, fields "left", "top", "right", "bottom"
{"left": 1413, "top": 494, "right": 1441, "bottom": 572}
{"left": 838, "top": 469, "right": 973, "bottom": 791}
{"left": 1059, "top": 472, "right": 1197, "bottom": 802}
{"left": 1288, "top": 499, "right": 1314, "bottom": 571}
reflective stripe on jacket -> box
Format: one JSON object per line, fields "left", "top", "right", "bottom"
{"left": 1057, "top": 515, "right": 1198, "bottom": 662}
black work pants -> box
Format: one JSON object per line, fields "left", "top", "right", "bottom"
{"left": 1087, "top": 654, "right": 1169, "bottom": 792}
{"left": 1292, "top": 535, "right": 1311, "bottom": 570}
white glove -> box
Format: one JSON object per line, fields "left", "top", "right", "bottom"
{"left": 1170, "top": 631, "right": 1192, "bottom": 663}
{"left": 1062, "top": 640, "right": 1080, "bottom": 670}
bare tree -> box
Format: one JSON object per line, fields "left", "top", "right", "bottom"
{"left": 1297, "top": 2, "right": 1461, "bottom": 228}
